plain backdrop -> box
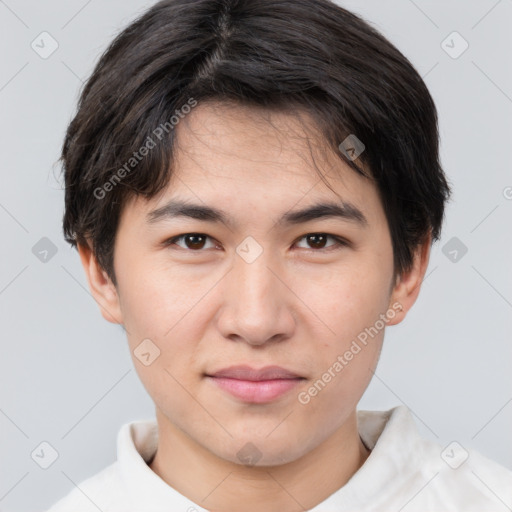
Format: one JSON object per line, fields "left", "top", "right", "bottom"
{"left": 0, "top": 0, "right": 511, "bottom": 510}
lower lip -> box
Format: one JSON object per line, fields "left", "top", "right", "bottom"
{"left": 207, "top": 376, "right": 303, "bottom": 403}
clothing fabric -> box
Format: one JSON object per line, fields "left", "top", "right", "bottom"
{"left": 46, "top": 406, "right": 512, "bottom": 511}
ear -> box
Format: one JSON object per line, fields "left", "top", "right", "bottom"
{"left": 77, "top": 241, "right": 123, "bottom": 325}
{"left": 386, "top": 230, "right": 432, "bottom": 326}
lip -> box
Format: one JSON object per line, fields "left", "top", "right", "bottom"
{"left": 208, "top": 365, "right": 302, "bottom": 381}
{"left": 206, "top": 365, "right": 305, "bottom": 403}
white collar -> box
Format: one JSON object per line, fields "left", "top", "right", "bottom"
{"left": 117, "top": 405, "right": 421, "bottom": 511}
{"left": 310, "top": 406, "right": 423, "bottom": 509}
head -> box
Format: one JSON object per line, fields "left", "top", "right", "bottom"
{"left": 62, "top": 0, "right": 451, "bottom": 466}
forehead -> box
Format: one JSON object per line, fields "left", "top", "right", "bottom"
{"left": 174, "top": 101, "right": 338, "bottom": 182}
{"left": 123, "top": 101, "right": 386, "bottom": 233}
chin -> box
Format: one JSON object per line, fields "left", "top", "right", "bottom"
{"left": 212, "top": 435, "right": 308, "bottom": 468}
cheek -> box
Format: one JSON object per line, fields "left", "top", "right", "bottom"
{"left": 301, "top": 260, "right": 390, "bottom": 397}
{"left": 117, "top": 252, "right": 212, "bottom": 337}
{"left": 120, "top": 275, "right": 205, "bottom": 409}
{"left": 117, "top": 260, "right": 217, "bottom": 387}
{"left": 309, "top": 261, "right": 392, "bottom": 344}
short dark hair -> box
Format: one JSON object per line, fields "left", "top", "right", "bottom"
{"left": 61, "top": 0, "right": 451, "bottom": 287}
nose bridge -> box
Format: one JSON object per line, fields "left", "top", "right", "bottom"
{"left": 233, "top": 235, "right": 277, "bottom": 302}
{"left": 217, "top": 242, "right": 295, "bottom": 344}
{"left": 236, "top": 249, "right": 274, "bottom": 307}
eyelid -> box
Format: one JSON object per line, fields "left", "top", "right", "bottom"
{"left": 163, "top": 232, "right": 350, "bottom": 252}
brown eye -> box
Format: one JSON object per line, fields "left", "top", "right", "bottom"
{"left": 295, "top": 233, "right": 347, "bottom": 251}
{"left": 183, "top": 234, "right": 207, "bottom": 249}
{"left": 163, "top": 232, "right": 348, "bottom": 253}
{"left": 165, "top": 233, "right": 216, "bottom": 250}
{"left": 306, "top": 234, "right": 328, "bottom": 249}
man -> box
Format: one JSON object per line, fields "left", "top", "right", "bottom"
{"left": 48, "top": 0, "right": 512, "bottom": 510}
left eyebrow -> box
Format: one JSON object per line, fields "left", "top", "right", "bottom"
{"left": 146, "top": 199, "right": 368, "bottom": 229}
{"left": 278, "top": 201, "right": 368, "bottom": 228}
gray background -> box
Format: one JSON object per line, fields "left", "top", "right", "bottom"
{"left": 1, "top": 0, "right": 511, "bottom": 510}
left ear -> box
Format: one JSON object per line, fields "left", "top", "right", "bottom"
{"left": 386, "top": 230, "right": 432, "bottom": 326}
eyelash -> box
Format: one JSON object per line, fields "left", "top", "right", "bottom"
{"left": 162, "top": 233, "right": 349, "bottom": 253}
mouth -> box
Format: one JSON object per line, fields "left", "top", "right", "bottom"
{"left": 205, "top": 365, "right": 306, "bottom": 404}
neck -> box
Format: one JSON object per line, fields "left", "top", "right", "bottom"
{"left": 148, "top": 410, "right": 370, "bottom": 511}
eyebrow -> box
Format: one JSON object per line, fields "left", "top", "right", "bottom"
{"left": 146, "top": 199, "right": 368, "bottom": 229}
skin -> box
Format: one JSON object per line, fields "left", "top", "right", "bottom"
{"left": 78, "top": 102, "right": 431, "bottom": 512}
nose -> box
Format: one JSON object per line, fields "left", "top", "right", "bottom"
{"left": 216, "top": 249, "right": 296, "bottom": 346}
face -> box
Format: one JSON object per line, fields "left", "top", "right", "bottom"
{"left": 83, "top": 102, "right": 426, "bottom": 467}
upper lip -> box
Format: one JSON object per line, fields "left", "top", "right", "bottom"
{"left": 207, "top": 365, "right": 303, "bottom": 381}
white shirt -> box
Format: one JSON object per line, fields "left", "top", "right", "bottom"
{"left": 46, "top": 406, "right": 512, "bottom": 511}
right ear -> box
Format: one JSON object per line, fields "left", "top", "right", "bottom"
{"left": 77, "top": 241, "right": 124, "bottom": 325}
